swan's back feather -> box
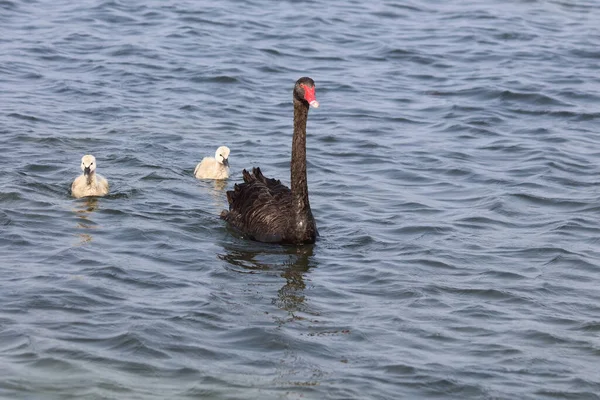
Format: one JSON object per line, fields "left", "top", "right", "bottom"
{"left": 221, "top": 167, "right": 315, "bottom": 244}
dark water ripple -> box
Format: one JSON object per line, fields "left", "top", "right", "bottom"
{"left": 2, "top": 0, "right": 600, "bottom": 398}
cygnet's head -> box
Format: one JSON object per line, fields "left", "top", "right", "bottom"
{"left": 80, "top": 154, "right": 97, "bottom": 176}
{"left": 215, "top": 146, "right": 230, "bottom": 167}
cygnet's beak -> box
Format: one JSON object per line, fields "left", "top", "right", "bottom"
{"left": 222, "top": 158, "right": 229, "bottom": 167}
{"left": 84, "top": 166, "right": 91, "bottom": 176}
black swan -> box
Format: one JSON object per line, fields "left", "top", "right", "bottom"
{"left": 220, "top": 77, "right": 320, "bottom": 244}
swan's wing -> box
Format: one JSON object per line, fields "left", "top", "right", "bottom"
{"left": 222, "top": 168, "right": 292, "bottom": 242}
{"left": 251, "top": 167, "right": 288, "bottom": 195}
{"left": 194, "top": 158, "right": 209, "bottom": 178}
{"left": 71, "top": 175, "right": 85, "bottom": 198}
{"left": 97, "top": 175, "right": 109, "bottom": 195}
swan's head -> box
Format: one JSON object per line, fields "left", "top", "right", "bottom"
{"left": 294, "top": 77, "right": 319, "bottom": 108}
{"left": 215, "top": 146, "right": 230, "bottom": 167}
{"left": 80, "top": 154, "right": 97, "bottom": 176}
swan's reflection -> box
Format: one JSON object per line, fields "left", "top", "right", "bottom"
{"left": 196, "top": 179, "right": 229, "bottom": 214}
{"left": 219, "top": 243, "right": 322, "bottom": 388}
{"left": 275, "top": 247, "right": 313, "bottom": 314}
{"left": 218, "top": 243, "right": 315, "bottom": 316}
{"left": 212, "top": 179, "right": 228, "bottom": 192}
{"left": 73, "top": 197, "right": 100, "bottom": 245}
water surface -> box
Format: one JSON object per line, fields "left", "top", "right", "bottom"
{"left": 1, "top": 0, "right": 600, "bottom": 398}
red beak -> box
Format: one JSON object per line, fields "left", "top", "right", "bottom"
{"left": 302, "top": 85, "right": 319, "bottom": 108}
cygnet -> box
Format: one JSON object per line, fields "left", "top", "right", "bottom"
{"left": 194, "top": 146, "right": 230, "bottom": 180}
{"left": 71, "top": 155, "right": 109, "bottom": 198}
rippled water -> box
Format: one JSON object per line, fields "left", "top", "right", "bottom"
{"left": 2, "top": 0, "right": 600, "bottom": 398}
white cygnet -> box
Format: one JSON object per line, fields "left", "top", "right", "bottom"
{"left": 71, "top": 155, "right": 109, "bottom": 198}
{"left": 194, "top": 146, "right": 231, "bottom": 180}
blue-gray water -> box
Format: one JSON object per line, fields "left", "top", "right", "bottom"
{"left": 1, "top": 0, "right": 600, "bottom": 398}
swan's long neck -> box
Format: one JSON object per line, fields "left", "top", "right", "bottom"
{"left": 291, "top": 99, "right": 311, "bottom": 215}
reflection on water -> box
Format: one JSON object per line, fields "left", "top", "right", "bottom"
{"left": 219, "top": 244, "right": 315, "bottom": 317}
{"left": 74, "top": 197, "right": 100, "bottom": 215}
{"left": 77, "top": 232, "right": 93, "bottom": 245}
{"left": 73, "top": 197, "right": 100, "bottom": 245}
{"left": 196, "top": 179, "right": 229, "bottom": 214}
{"left": 212, "top": 179, "right": 227, "bottom": 192}
{"left": 275, "top": 247, "right": 313, "bottom": 315}
{"left": 219, "top": 244, "right": 324, "bottom": 389}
